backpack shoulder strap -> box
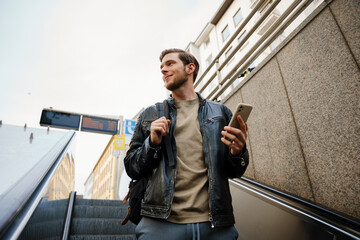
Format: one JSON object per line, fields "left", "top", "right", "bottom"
{"left": 156, "top": 102, "right": 165, "bottom": 118}
{"left": 155, "top": 100, "right": 175, "bottom": 167}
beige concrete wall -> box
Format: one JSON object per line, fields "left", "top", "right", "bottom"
{"left": 223, "top": 0, "right": 359, "bottom": 220}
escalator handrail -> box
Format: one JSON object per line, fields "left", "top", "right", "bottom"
{"left": 61, "top": 191, "right": 76, "bottom": 240}
{"left": 0, "top": 130, "right": 76, "bottom": 239}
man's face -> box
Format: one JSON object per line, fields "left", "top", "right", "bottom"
{"left": 160, "top": 52, "right": 188, "bottom": 91}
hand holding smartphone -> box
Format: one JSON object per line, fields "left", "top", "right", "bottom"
{"left": 228, "top": 103, "right": 253, "bottom": 129}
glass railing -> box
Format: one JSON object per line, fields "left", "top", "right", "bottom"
{"left": 0, "top": 123, "right": 76, "bottom": 239}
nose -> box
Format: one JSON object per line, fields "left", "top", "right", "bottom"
{"left": 161, "top": 66, "right": 168, "bottom": 75}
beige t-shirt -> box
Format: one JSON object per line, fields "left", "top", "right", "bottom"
{"left": 167, "top": 98, "right": 210, "bottom": 224}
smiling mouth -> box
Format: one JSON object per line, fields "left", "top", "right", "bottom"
{"left": 164, "top": 75, "right": 172, "bottom": 81}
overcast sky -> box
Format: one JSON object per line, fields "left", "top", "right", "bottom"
{"left": 0, "top": 0, "right": 222, "bottom": 195}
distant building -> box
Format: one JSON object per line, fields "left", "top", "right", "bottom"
{"left": 43, "top": 152, "right": 75, "bottom": 201}
{"left": 91, "top": 135, "right": 123, "bottom": 200}
{"left": 83, "top": 172, "right": 93, "bottom": 199}
{"left": 84, "top": 114, "right": 142, "bottom": 200}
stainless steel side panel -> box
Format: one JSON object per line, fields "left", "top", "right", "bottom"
{"left": 230, "top": 179, "right": 359, "bottom": 240}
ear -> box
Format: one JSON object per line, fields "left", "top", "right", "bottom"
{"left": 186, "top": 63, "right": 195, "bottom": 74}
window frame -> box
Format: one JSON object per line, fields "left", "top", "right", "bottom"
{"left": 237, "top": 31, "right": 249, "bottom": 50}
{"left": 233, "top": 8, "right": 243, "bottom": 26}
{"left": 221, "top": 25, "right": 230, "bottom": 42}
{"left": 206, "top": 54, "right": 213, "bottom": 67}
{"left": 225, "top": 47, "right": 233, "bottom": 58}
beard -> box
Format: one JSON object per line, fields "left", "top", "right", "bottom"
{"left": 166, "top": 77, "right": 187, "bottom": 91}
{"left": 165, "top": 68, "right": 188, "bottom": 91}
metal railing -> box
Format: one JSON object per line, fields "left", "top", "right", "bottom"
{"left": 194, "top": 0, "right": 318, "bottom": 101}
{"left": 62, "top": 191, "right": 76, "bottom": 240}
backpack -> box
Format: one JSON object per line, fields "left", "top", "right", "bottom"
{"left": 121, "top": 178, "right": 147, "bottom": 225}
{"left": 121, "top": 100, "right": 175, "bottom": 225}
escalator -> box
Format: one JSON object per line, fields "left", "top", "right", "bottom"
{"left": 0, "top": 124, "right": 135, "bottom": 239}
{"left": 18, "top": 194, "right": 135, "bottom": 239}
{"left": 0, "top": 123, "right": 358, "bottom": 239}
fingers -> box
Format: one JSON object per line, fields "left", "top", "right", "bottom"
{"left": 222, "top": 126, "right": 247, "bottom": 145}
{"left": 152, "top": 117, "right": 170, "bottom": 135}
{"left": 221, "top": 130, "right": 246, "bottom": 150}
{"left": 222, "top": 119, "right": 248, "bottom": 155}
{"left": 150, "top": 117, "right": 171, "bottom": 147}
{"left": 237, "top": 114, "right": 246, "bottom": 133}
{"left": 221, "top": 131, "right": 245, "bottom": 156}
{"left": 221, "top": 136, "right": 244, "bottom": 155}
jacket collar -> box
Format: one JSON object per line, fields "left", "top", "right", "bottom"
{"left": 196, "top": 92, "right": 206, "bottom": 106}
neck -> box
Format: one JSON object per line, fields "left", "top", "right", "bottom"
{"left": 171, "top": 80, "right": 197, "bottom": 101}
{"left": 172, "top": 89, "right": 197, "bottom": 101}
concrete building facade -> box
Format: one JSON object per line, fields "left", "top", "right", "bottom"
{"left": 91, "top": 135, "right": 120, "bottom": 200}
{"left": 43, "top": 153, "right": 75, "bottom": 201}
{"left": 83, "top": 172, "right": 93, "bottom": 199}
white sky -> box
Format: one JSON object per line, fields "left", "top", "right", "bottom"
{"left": 0, "top": 0, "right": 222, "bottom": 195}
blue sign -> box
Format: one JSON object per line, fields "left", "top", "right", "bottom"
{"left": 40, "top": 109, "right": 80, "bottom": 130}
{"left": 125, "top": 120, "right": 136, "bottom": 135}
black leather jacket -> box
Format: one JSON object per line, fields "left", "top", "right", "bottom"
{"left": 124, "top": 94, "right": 249, "bottom": 227}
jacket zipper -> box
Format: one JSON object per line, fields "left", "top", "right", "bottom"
{"left": 201, "top": 108, "right": 216, "bottom": 228}
{"left": 206, "top": 116, "right": 225, "bottom": 124}
{"left": 208, "top": 213, "right": 215, "bottom": 228}
{"left": 165, "top": 105, "right": 177, "bottom": 219}
{"left": 165, "top": 167, "right": 177, "bottom": 219}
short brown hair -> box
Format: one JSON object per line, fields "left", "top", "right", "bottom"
{"left": 160, "top": 48, "right": 200, "bottom": 82}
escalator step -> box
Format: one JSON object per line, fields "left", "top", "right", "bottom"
{"left": 70, "top": 218, "right": 135, "bottom": 235}
{"left": 69, "top": 234, "right": 136, "bottom": 240}
{"left": 74, "top": 199, "right": 125, "bottom": 207}
{"left": 72, "top": 205, "right": 128, "bottom": 219}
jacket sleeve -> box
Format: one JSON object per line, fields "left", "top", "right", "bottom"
{"left": 223, "top": 105, "right": 249, "bottom": 179}
{"left": 124, "top": 109, "right": 162, "bottom": 180}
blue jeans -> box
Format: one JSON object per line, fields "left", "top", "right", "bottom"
{"left": 135, "top": 217, "right": 239, "bottom": 240}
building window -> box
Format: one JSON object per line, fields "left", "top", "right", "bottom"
{"left": 225, "top": 47, "right": 235, "bottom": 65}
{"left": 233, "top": 8, "right": 243, "bottom": 26}
{"left": 222, "top": 25, "right": 230, "bottom": 42}
{"left": 206, "top": 54, "right": 213, "bottom": 67}
{"left": 238, "top": 31, "right": 249, "bottom": 50}
{"left": 225, "top": 47, "right": 233, "bottom": 58}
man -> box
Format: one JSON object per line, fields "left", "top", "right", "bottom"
{"left": 124, "top": 49, "right": 249, "bottom": 240}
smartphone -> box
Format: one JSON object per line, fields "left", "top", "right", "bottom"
{"left": 228, "top": 103, "right": 253, "bottom": 128}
